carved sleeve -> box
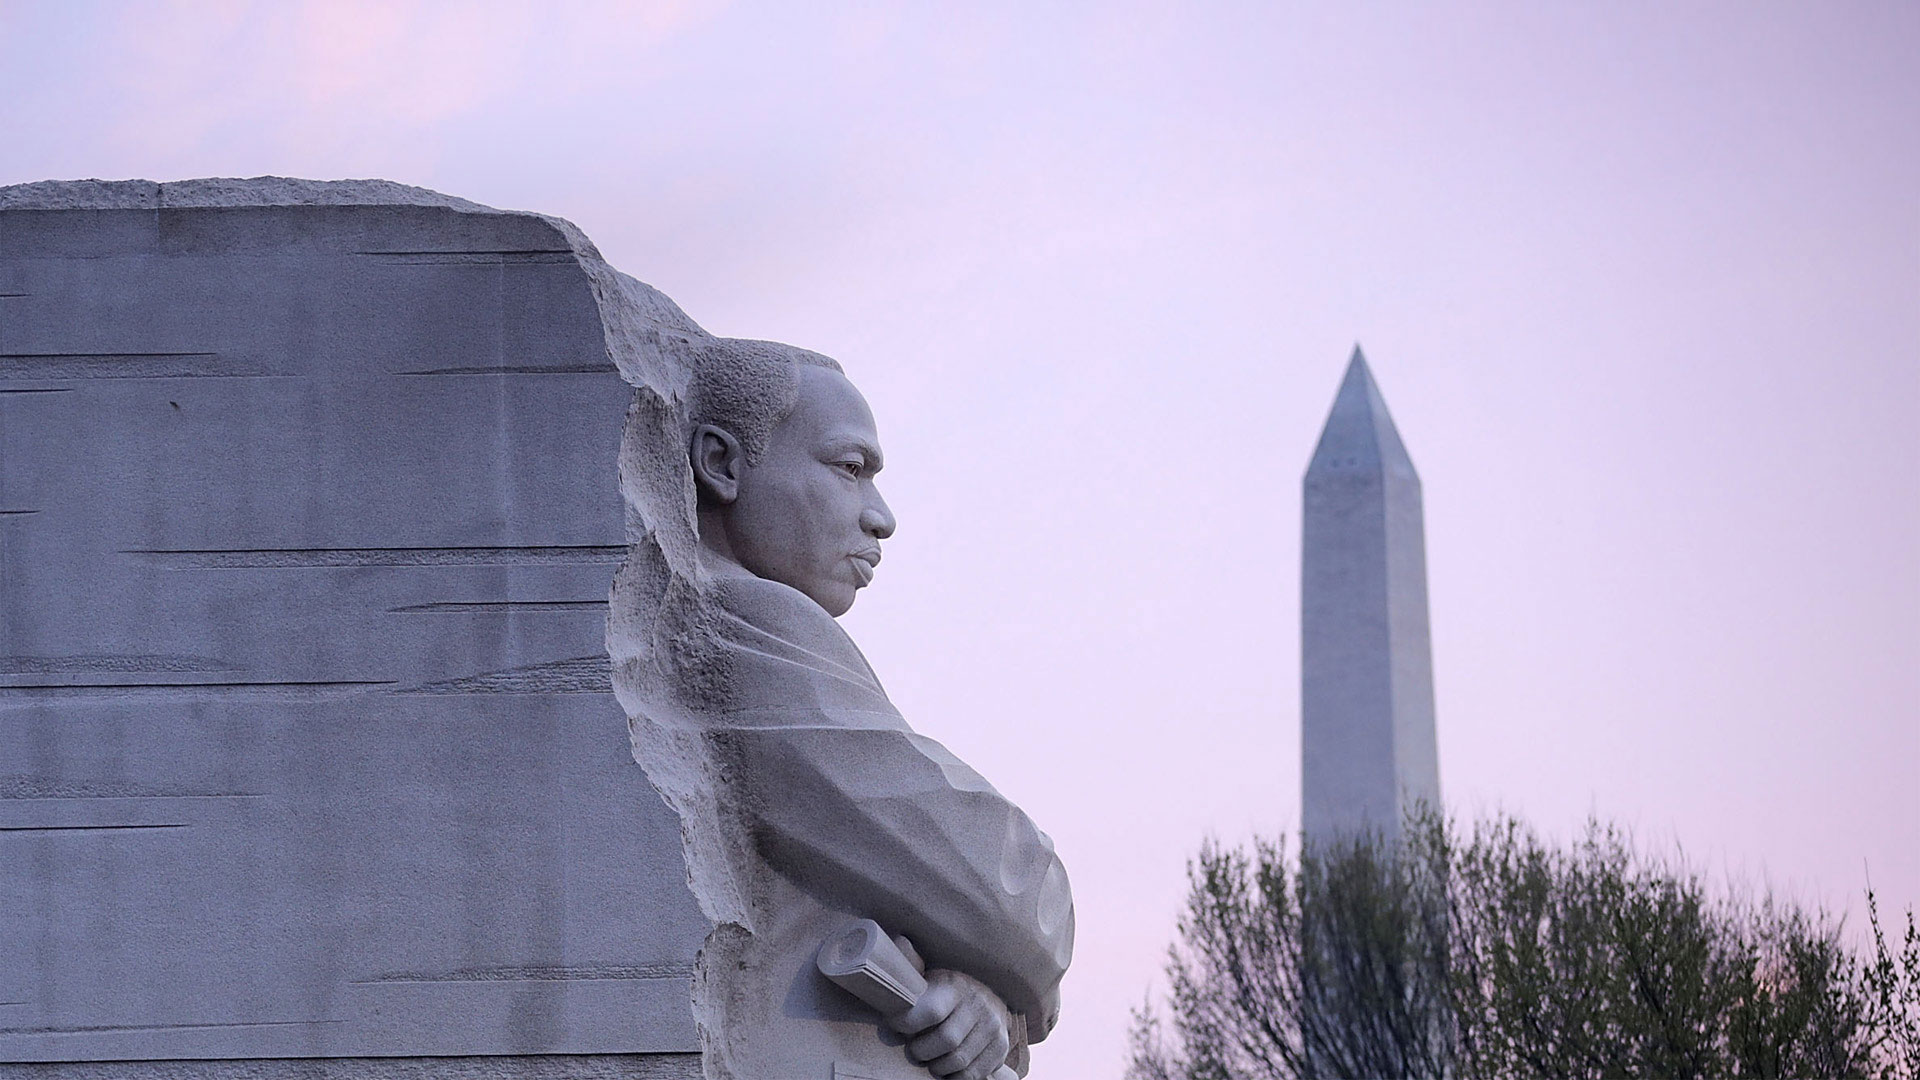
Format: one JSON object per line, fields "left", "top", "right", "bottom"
{"left": 722, "top": 722, "right": 1074, "bottom": 1038}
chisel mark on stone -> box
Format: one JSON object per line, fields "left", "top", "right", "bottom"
{"left": 389, "top": 600, "right": 609, "bottom": 613}
{"left": 0, "top": 353, "right": 279, "bottom": 379}
{"left": 0, "top": 824, "right": 188, "bottom": 834}
{"left": 401, "top": 656, "right": 610, "bottom": 695}
{"left": 0, "top": 1019, "right": 342, "bottom": 1036}
{"left": 130, "top": 545, "right": 627, "bottom": 568}
{"left": 358, "top": 250, "right": 573, "bottom": 265}
{"left": 393, "top": 365, "right": 618, "bottom": 376}
{"left": 0, "top": 655, "right": 230, "bottom": 674}
{"left": 0, "top": 680, "right": 392, "bottom": 702}
{"left": 356, "top": 962, "right": 693, "bottom": 984}
{"left": 0, "top": 777, "right": 260, "bottom": 800}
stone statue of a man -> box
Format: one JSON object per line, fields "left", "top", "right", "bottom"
{"left": 607, "top": 289, "right": 1073, "bottom": 1080}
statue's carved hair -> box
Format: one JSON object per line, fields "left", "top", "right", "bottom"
{"left": 686, "top": 338, "right": 842, "bottom": 463}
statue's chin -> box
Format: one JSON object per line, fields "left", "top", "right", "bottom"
{"left": 807, "top": 582, "right": 858, "bottom": 619}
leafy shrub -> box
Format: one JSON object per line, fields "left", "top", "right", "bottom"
{"left": 1128, "top": 813, "right": 1919, "bottom": 1079}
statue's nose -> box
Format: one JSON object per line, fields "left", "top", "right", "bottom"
{"left": 860, "top": 492, "right": 896, "bottom": 540}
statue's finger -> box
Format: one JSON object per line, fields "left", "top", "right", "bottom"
{"left": 907, "top": 1011, "right": 971, "bottom": 1062}
{"left": 887, "top": 982, "right": 954, "bottom": 1036}
{"left": 925, "top": 1020, "right": 998, "bottom": 1078}
{"left": 986, "top": 1025, "right": 1011, "bottom": 1068}
{"left": 892, "top": 934, "right": 927, "bottom": 975}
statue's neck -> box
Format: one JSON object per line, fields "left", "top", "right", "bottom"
{"left": 694, "top": 505, "right": 757, "bottom": 583}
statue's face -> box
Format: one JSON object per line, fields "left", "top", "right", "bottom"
{"left": 727, "top": 365, "right": 895, "bottom": 616}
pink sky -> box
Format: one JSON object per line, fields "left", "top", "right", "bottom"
{"left": 4, "top": 2, "right": 1915, "bottom": 1075}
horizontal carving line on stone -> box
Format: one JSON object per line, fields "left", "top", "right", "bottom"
{"left": 357, "top": 248, "right": 574, "bottom": 255}
{"left": 357, "top": 250, "right": 574, "bottom": 264}
{"left": 0, "top": 780, "right": 262, "bottom": 800}
{"left": 0, "top": 353, "right": 280, "bottom": 380}
{"left": 0, "top": 509, "right": 37, "bottom": 516}
{"left": 389, "top": 600, "right": 609, "bottom": 613}
{"left": 130, "top": 545, "right": 628, "bottom": 568}
{"left": 0, "top": 653, "right": 230, "bottom": 674}
{"left": 0, "top": 387, "right": 71, "bottom": 395}
{"left": 357, "top": 963, "right": 694, "bottom": 984}
{"left": 0, "top": 823, "right": 187, "bottom": 834}
{"left": 0, "top": 680, "right": 392, "bottom": 701}
{"left": 400, "top": 656, "right": 610, "bottom": 694}
{"left": 0, "top": 1018, "right": 342, "bottom": 1036}
{"left": 393, "top": 364, "right": 619, "bottom": 376}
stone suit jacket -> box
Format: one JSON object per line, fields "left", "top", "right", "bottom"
{"left": 685, "top": 575, "right": 1073, "bottom": 1077}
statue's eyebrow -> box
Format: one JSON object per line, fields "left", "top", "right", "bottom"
{"left": 825, "top": 437, "right": 884, "bottom": 473}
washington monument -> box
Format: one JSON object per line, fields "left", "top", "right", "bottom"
{"left": 1302, "top": 347, "right": 1441, "bottom": 846}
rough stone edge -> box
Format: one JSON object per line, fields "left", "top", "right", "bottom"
{"left": 0, "top": 1055, "right": 701, "bottom": 1080}
{"left": 545, "top": 191, "right": 741, "bottom": 1080}
{"left": 0, "top": 177, "right": 498, "bottom": 213}
{"left": 557, "top": 202, "right": 756, "bottom": 1080}
{"left": 0, "top": 176, "right": 610, "bottom": 267}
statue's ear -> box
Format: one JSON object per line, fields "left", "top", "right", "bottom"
{"left": 690, "top": 424, "right": 745, "bottom": 504}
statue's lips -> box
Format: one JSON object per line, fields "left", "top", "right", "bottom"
{"left": 850, "top": 550, "right": 881, "bottom": 585}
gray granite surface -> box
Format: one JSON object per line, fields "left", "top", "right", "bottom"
{"left": 0, "top": 1056, "right": 700, "bottom": 1080}
{"left": 0, "top": 179, "right": 706, "bottom": 1064}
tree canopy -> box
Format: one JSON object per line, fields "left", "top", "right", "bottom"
{"left": 1127, "top": 814, "right": 1919, "bottom": 1080}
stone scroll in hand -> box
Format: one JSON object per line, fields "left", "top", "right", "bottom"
{"left": 818, "top": 920, "right": 1020, "bottom": 1080}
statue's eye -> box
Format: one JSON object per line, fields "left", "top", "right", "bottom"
{"left": 835, "top": 461, "right": 862, "bottom": 477}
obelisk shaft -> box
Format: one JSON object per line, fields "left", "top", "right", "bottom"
{"left": 1301, "top": 348, "right": 1440, "bottom": 847}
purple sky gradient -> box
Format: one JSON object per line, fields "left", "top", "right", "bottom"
{"left": 4, "top": 2, "right": 1915, "bottom": 1075}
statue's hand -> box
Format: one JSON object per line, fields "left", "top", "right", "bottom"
{"left": 886, "top": 968, "right": 1013, "bottom": 1080}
